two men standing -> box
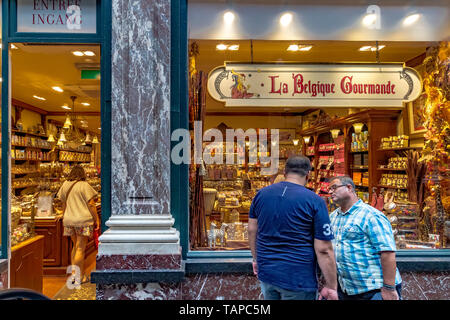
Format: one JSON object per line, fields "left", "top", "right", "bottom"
{"left": 248, "top": 156, "right": 401, "bottom": 300}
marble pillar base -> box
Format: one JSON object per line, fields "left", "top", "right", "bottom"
{"left": 95, "top": 271, "right": 450, "bottom": 300}
{"left": 97, "top": 250, "right": 182, "bottom": 270}
{"left": 98, "top": 215, "right": 180, "bottom": 256}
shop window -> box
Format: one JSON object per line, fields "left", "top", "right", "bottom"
{"left": 186, "top": 1, "right": 449, "bottom": 252}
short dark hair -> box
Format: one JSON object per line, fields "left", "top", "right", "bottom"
{"left": 67, "top": 165, "right": 87, "bottom": 181}
{"left": 329, "top": 175, "right": 356, "bottom": 192}
{"left": 284, "top": 156, "right": 311, "bottom": 177}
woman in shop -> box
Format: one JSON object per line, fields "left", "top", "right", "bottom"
{"left": 57, "top": 165, "right": 99, "bottom": 285}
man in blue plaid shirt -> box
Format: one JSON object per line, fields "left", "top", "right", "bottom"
{"left": 328, "top": 176, "right": 402, "bottom": 300}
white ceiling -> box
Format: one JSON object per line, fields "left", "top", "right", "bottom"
{"left": 11, "top": 43, "right": 101, "bottom": 134}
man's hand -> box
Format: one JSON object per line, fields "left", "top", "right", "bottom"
{"left": 252, "top": 261, "right": 258, "bottom": 276}
{"left": 380, "top": 287, "right": 399, "bottom": 300}
{"left": 318, "top": 287, "right": 338, "bottom": 300}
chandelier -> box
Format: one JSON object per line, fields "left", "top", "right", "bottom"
{"left": 58, "top": 96, "right": 86, "bottom": 149}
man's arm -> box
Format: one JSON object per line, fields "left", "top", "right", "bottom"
{"left": 314, "top": 239, "right": 337, "bottom": 290}
{"left": 314, "top": 239, "right": 338, "bottom": 299}
{"left": 248, "top": 218, "right": 258, "bottom": 275}
{"left": 380, "top": 251, "right": 399, "bottom": 300}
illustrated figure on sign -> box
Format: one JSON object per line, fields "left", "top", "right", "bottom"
{"left": 230, "top": 70, "right": 254, "bottom": 99}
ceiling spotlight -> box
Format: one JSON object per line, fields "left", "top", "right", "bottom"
{"left": 81, "top": 102, "right": 90, "bottom": 106}
{"left": 10, "top": 44, "right": 18, "bottom": 49}
{"left": 223, "top": 11, "right": 235, "bottom": 25}
{"left": 228, "top": 45, "right": 239, "bottom": 51}
{"left": 61, "top": 105, "right": 71, "bottom": 110}
{"left": 33, "top": 95, "right": 46, "bottom": 101}
{"left": 299, "top": 45, "right": 312, "bottom": 51}
{"left": 359, "top": 45, "right": 386, "bottom": 51}
{"left": 370, "top": 45, "right": 385, "bottom": 51}
{"left": 403, "top": 13, "right": 420, "bottom": 26}
{"left": 72, "top": 51, "right": 84, "bottom": 56}
{"left": 52, "top": 86, "right": 64, "bottom": 92}
{"left": 359, "top": 46, "right": 372, "bottom": 51}
{"left": 83, "top": 51, "right": 95, "bottom": 56}
{"left": 216, "top": 44, "right": 228, "bottom": 50}
{"left": 280, "top": 13, "right": 293, "bottom": 27}
{"left": 362, "top": 13, "right": 377, "bottom": 26}
{"left": 287, "top": 44, "right": 312, "bottom": 52}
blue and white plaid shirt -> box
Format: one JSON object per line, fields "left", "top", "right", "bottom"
{"left": 330, "top": 199, "right": 402, "bottom": 295}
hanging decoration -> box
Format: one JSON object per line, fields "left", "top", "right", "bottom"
{"left": 417, "top": 41, "right": 450, "bottom": 248}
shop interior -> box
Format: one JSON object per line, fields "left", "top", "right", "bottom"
{"left": 188, "top": 39, "right": 449, "bottom": 252}
{"left": 8, "top": 44, "right": 101, "bottom": 298}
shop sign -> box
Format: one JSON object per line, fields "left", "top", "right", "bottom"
{"left": 207, "top": 63, "right": 422, "bottom": 107}
{"left": 17, "top": 0, "right": 97, "bottom": 34}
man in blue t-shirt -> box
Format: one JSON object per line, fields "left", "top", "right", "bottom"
{"left": 248, "top": 156, "right": 338, "bottom": 300}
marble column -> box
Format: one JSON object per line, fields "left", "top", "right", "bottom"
{"left": 94, "top": 0, "right": 182, "bottom": 296}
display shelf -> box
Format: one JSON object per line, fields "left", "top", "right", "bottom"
{"left": 12, "top": 158, "right": 53, "bottom": 162}
{"left": 12, "top": 184, "right": 39, "bottom": 189}
{"left": 352, "top": 165, "right": 369, "bottom": 170}
{"left": 377, "top": 185, "right": 408, "bottom": 190}
{"left": 57, "top": 148, "right": 92, "bottom": 154}
{"left": 350, "top": 150, "right": 369, "bottom": 153}
{"left": 377, "top": 168, "right": 407, "bottom": 171}
{"left": 12, "top": 171, "right": 40, "bottom": 175}
{"left": 377, "top": 147, "right": 417, "bottom": 152}
{"left": 12, "top": 129, "right": 48, "bottom": 138}
{"left": 355, "top": 184, "right": 369, "bottom": 188}
{"left": 12, "top": 145, "right": 52, "bottom": 150}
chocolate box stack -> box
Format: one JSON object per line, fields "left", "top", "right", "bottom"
{"left": 334, "top": 136, "right": 345, "bottom": 175}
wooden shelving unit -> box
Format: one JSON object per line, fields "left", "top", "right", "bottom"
{"left": 299, "top": 110, "right": 402, "bottom": 197}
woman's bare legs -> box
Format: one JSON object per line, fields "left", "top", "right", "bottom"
{"left": 71, "top": 235, "right": 88, "bottom": 281}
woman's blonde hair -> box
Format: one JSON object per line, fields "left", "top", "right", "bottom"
{"left": 67, "top": 165, "right": 87, "bottom": 181}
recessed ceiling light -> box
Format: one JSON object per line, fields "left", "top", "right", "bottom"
{"left": 362, "top": 13, "right": 377, "bottom": 26}
{"left": 61, "top": 105, "right": 71, "bottom": 110}
{"left": 81, "top": 102, "right": 90, "bottom": 106}
{"left": 223, "top": 11, "right": 235, "bottom": 25}
{"left": 370, "top": 45, "right": 385, "bottom": 51}
{"left": 280, "top": 13, "right": 293, "bottom": 27}
{"left": 228, "top": 45, "right": 239, "bottom": 51}
{"left": 299, "top": 45, "right": 312, "bottom": 51}
{"left": 72, "top": 51, "right": 84, "bottom": 56}
{"left": 10, "top": 44, "right": 18, "bottom": 49}
{"left": 216, "top": 44, "right": 228, "bottom": 51}
{"left": 287, "top": 44, "right": 312, "bottom": 52}
{"left": 52, "top": 86, "right": 64, "bottom": 92}
{"left": 33, "top": 95, "right": 46, "bottom": 101}
{"left": 359, "top": 45, "right": 385, "bottom": 51}
{"left": 403, "top": 13, "right": 420, "bottom": 26}
{"left": 359, "top": 46, "right": 372, "bottom": 51}
{"left": 98, "top": 128, "right": 101, "bottom": 130}
{"left": 83, "top": 51, "right": 95, "bottom": 56}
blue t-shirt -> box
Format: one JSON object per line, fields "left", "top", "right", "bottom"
{"left": 249, "top": 181, "right": 334, "bottom": 292}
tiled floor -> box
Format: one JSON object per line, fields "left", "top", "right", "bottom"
{"left": 43, "top": 251, "right": 97, "bottom": 300}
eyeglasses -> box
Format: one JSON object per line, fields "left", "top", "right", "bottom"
{"left": 328, "top": 184, "right": 347, "bottom": 193}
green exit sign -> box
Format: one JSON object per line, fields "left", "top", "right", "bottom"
{"left": 81, "top": 70, "right": 101, "bottom": 80}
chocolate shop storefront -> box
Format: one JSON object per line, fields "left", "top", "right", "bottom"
{"left": 0, "top": 0, "right": 449, "bottom": 300}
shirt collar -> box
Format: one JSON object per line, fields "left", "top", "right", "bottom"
{"left": 337, "top": 199, "right": 363, "bottom": 216}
